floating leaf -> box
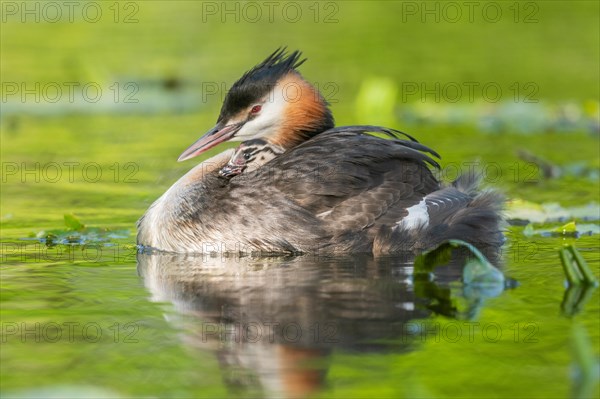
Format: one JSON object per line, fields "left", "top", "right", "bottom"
{"left": 397, "top": 101, "right": 599, "bottom": 135}
{"left": 507, "top": 200, "right": 600, "bottom": 224}
{"left": 521, "top": 221, "right": 599, "bottom": 238}
{"left": 44, "top": 233, "right": 58, "bottom": 247}
{"left": 554, "top": 221, "right": 577, "bottom": 235}
{"left": 25, "top": 226, "right": 129, "bottom": 247}
{"left": 506, "top": 199, "right": 546, "bottom": 224}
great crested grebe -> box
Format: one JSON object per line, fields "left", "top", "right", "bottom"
{"left": 137, "top": 49, "right": 504, "bottom": 255}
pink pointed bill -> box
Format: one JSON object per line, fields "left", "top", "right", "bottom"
{"left": 177, "top": 123, "right": 242, "bottom": 162}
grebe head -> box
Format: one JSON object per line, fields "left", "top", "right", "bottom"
{"left": 178, "top": 48, "right": 334, "bottom": 162}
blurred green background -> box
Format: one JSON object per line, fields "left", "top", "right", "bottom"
{"left": 1, "top": 1, "right": 599, "bottom": 398}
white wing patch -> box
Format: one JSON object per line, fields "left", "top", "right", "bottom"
{"left": 317, "top": 210, "right": 332, "bottom": 219}
{"left": 395, "top": 199, "right": 429, "bottom": 231}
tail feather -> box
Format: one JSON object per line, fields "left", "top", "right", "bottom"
{"left": 425, "top": 190, "right": 505, "bottom": 260}
{"left": 451, "top": 170, "right": 481, "bottom": 195}
{"left": 373, "top": 174, "right": 505, "bottom": 262}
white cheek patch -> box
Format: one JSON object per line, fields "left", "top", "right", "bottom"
{"left": 234, "top": 87, "right": 287, "bottom": 140}
{"left": 395, "top": 199, "right": 429, "bottom": 231}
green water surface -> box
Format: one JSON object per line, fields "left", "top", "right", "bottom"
{"left": 1, "top": 1, "right": 599, "bottom": 398}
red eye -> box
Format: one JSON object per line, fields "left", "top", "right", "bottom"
{"left": 250, "top": 105, "right": 262, "bottom": 114}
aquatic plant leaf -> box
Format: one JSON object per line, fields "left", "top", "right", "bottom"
{"left": 413, "top": 243, "right": 453, "bottom": 275}
{"left": 64, "top": 214, "right": 85, "bottom": 231}
{"left": 414, "top": 239, "right": 505, "bottom": 286}
{"left": 397, "top": 101, "right": 599, "bottom": 135}
{"left": 522, "top": 221, "right": 599, "bottom": 238}
{"left": 553, "top": 221, "right": 577, "bottom": 234}
{"left": 507, "top": 200, "right": 600, "bottom": 224}
{"left": 413, "top": 280, "right": 457, "bottom": 318}
{"left": 569, "top": 247, "right": 598, "bottom": 286}
{"left": 577, "top": 224, "right": 600, "bottom": 235}
{"left": 561, "top": 284, "right": 597, "bottom": 317}
{"left": 560, "top": 245, "right": 599, "bottom": 287}
{"left": 463, "top": 258, "right": 505, "bottom": 285}
{"left": 571, "top": 324, "right": 600, "bottom": 399}
{"left": 560, "top": 247, "right": 584, "bottom": 285}
{"left": 27, "top": 227, "right": 130, "bottom": 247}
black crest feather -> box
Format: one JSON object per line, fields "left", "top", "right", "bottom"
{"left": 218, "top": 48, "right": 306, "bottom": 122}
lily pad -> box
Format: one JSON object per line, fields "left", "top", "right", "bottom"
{"left": 23, "top": 215, "right": 129, "bottom": 247}
{"left": 507, "top": 200, "right": 600, "bottom": 224}
{"left": 523, "top": 221, "right": 600, "bottom": 238}
{"left": 554, "top": 221, "right": 577, "bottom": 234}
{"left": 397, "top": 101, "right": 600, "bottom": 135}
